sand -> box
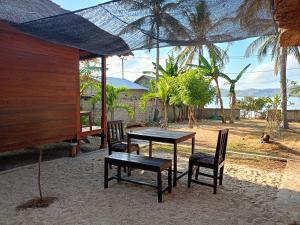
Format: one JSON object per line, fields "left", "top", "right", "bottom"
{"left": 0, "top": 149, "right": 298, "bottom": 225}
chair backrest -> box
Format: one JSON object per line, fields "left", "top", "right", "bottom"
{"left": 107, "top": 120, "right": 125, "bottom": 146}
{"left": 214, "top": 129, "right": 229, "bottom": 165}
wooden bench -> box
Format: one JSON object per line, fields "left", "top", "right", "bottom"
{"left": 104, "top": 152, "right": 172, "bottom": 202}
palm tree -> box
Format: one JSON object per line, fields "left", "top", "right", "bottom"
{"left": 237, "top": 0, "right": 274, "bottom": 33}
{"left": 144, "top": 54, "right": 186, "bottom": 122}
{"left": 80, "top": 59, "right": 102, "bottom": 95}
{"left": 220, "top": 64, "right": 251, "bottom": 123}
{"left": 143, "top": 54, "right": 185, "bottom": 77}
{"left": 119, "top": 0, "right": 188, "bottom": 122}
{"left": 245, "top": 34, "right": 300, "bottom": 129}
{"left": 190, "top": 52, "right": 227, "bottom": 123}
{"left": 173, "top": 1, "right": 229, "bottom": 66}
{"left": 91, "top": 84, "right": 134, "bottom": 120}
{"left": 140, "top": 75, "right": 171, "bottom": 127}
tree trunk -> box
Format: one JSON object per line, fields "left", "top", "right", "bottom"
{"left": 172, "top": 105, "right": 176, "bottom": 122}
{"left": 230, "top": 92, "right": 236, "bottom": 123}
{"left": 198, "top": 45, "right": 203, "bottom": 65}
{"left": 153, "top": 26, "right": 160, "bottom": 122}
{"left": 190, "top": 106, "right": 199, "bottom": 127}
{"left": 110, "top": 109, "right": 114, "bottom": 121}
{"left": 188, "top": 107, "right": 193, "bottom": 128}
{"left": 164, "top": 102, "right": 168, "bottom": 128}
{"left": 215, "top": 78, "right": 226, "bottom": 123}
{"left": 279, "top": 47, "right": 289, "bottom": 129}
{"left": 38, "top": 147, "right": 43, "bottom": 201}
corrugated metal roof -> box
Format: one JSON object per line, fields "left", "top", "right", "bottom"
{"left": 107, "top": 77, "right": 148, "bottom": 91}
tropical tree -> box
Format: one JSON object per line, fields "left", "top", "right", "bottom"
{"left": 144, "top": 54, "right": 186, "bottom": 77}
{"left": 119, "top": 0, "right": 188, "bottom": 122}
{"left": 237, "top": 0, "right": 274, "bottom": 34}
{"left": 245, "top": 34, "right": 300, "bottom": 129}
{"left": 92, "top": 84, "right": 134, "bottom": 120}
{"left": 220, "top": 64, "right": 251, "bottom": 123}
{"left": 80, "top": 59, "right": 101, "bottom": 95}
{"left": 173, "top": 1, "right": 229, "bottom": 66}
{"left": 236, "top": 96, "right": 269, "bottom": 118}
{"left": 140, "top": 75, "right": 171, "bottom": 127}
{"left": 179, "top": 70, "right": 215, "bottom": 128}
{"left": 190, "top": 52, "right": 227, "bottom": 123}
{"left": 289, "top": 81, "right": 300, "bottom": 97}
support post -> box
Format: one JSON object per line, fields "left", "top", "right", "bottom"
{"left": 101, "top": 56, "right": 107, "bottom": 148}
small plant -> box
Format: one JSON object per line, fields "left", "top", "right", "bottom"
{"left": 16, "top": 146, "right": 57, "bottom": 210}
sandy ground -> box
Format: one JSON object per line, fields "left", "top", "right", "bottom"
{"left": 168, "top": 119, "right": 300, "bottom": 160}
{"left": 0, "top": 149, "right": 298, "bottom": 225}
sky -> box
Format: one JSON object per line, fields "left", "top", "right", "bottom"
{"left": 52, "top": 0, "right": 300, "bottom": 90}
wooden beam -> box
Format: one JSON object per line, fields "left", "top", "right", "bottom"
{"left": 101, "top": 56, "right": 107, "bottom": 148}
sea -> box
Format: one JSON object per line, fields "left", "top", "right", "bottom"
{"left": 205, "top": 97, "right": 300, "bottom": 110}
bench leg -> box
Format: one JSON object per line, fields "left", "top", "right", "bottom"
{"left": 117, "top": 166, "right": 121, "bottom": 182}
{"left": 127, "top": 167, "right": 131, "bottom": 177}
{"left": 157, "top": 172, "right": 162, "bottom": 203}
{"left": 104, "top": 159, "right": 109, "bottom": 188}
{"left": 168, "top": 167, "right": 172, "bottom": 193}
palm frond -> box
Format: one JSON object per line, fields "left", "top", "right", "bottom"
{"left": 245, "top": 36, "right": 273, "bottom": 57}
{"left": 236, "top": 64, "right": 251, "bottom": 81}
{"left": 288, "top": 47, "right": 300, "bottom": 64}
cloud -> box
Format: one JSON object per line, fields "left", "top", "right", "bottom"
{"left": 106, "top": 54, "right": 155, "bottom": 81}
{"left": 222, "top": 56, "right": 300, "bottom": 90}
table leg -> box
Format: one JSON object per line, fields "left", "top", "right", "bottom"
{"left": 192, "top": 137, "right": 195, "bottom": 154}
{"left": 127, "top": 136, "right": 131, "bottom": 153}
{"left": 149, "top": 140, "right": 152, "bottom": 157}
{"left": 173, "top": 143, "right": 177, "bottom": 187}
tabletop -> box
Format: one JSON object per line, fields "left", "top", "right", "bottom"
{"left": 127, "top": 128, "right": 195, "bottom": 143}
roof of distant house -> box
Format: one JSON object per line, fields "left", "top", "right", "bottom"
{"left": 107, "top": 77, "right": 147, "bottom": 91}
{"left": 135, "top": 75, "right": 155, "bottom": 83}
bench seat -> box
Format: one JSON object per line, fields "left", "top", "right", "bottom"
{"left": 104, "top": 152, "right": 172, "bottom": 202}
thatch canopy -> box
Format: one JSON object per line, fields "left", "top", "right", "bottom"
{"left": 275, "top": 0, "right": 300, "bottom": 47}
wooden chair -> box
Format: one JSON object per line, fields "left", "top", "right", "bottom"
{"left": 188, "top": 129, "right": 229, "bottom": 194}
{"left": 107, "top": 120, "right": 140, "bottom": 155}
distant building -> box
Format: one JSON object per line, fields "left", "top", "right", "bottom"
{"left": 134, "top": 75, "right": 157, "bottom": 88}
{"left": 81, "top": 77, "right": 152, "bottom": 123}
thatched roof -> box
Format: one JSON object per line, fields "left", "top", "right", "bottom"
{"left": 275, "top": 0, "right": 300, "bottom": 47}
{"left": 0, "top": 0, "right": 66, "bottom": 23}
{"left": 0, "top": 0, "right": 131, "bottom": 57}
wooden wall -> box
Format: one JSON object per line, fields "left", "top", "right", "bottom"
{"left": 0, "top": 22, "right": 80, "bottom": 152}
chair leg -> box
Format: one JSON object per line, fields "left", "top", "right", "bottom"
{"left": 188, "top": 163, "right": 193, "bottom": 188}
{"left": 213, "top": 169, "right": 218, "bottom": 194}
{"left": 137, "top": 147, "right": 140, "bottom": 155}
{"left": 168, "top": 167, "right": 172, "bottom": 193}
{"left": 219, "top": 166, "right": 224, "bottom": 185}
{"left": 157, "top": 172, "right": 162, "bottom": 203}
{"left": 195, "top": 166, "right": 200, "bottom": 180}
{"left": 104, "top": 159, "right": 109, "bottom": 188}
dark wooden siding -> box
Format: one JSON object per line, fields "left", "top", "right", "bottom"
{"left": 0, "top": 22, "right": 80, "bottom": 152}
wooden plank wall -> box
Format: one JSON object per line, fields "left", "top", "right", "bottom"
{"left": 0, "top": 22, "right": 80, "bottom": 152}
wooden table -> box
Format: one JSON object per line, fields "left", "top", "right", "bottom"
{"left": 127, "top": 128, "right": 195, "bottom": 187}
